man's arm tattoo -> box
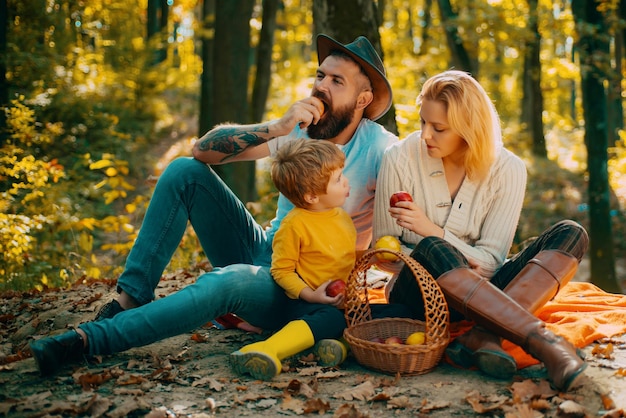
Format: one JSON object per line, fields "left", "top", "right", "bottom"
{"left": 197, "top": 126, "right": 270, "bottom": 159}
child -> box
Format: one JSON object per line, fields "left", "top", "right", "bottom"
{"left": 229, "top": 138, "right": 355, "bottom": 380}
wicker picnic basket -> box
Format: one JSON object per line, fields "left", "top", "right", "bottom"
{"left": 343, "top": 248, "right": 450, "bottom": 375}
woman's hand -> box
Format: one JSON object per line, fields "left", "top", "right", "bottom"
{"left": 389, "top": 201, "right": 444, "bottom": 238}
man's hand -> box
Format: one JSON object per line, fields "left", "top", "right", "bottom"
{"left": 273, "top": 96, "right": 325, "bottom": 133}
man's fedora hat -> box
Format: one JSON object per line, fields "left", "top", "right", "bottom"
{"left": 316, "top": 34, "right": 392, "bottom": 121}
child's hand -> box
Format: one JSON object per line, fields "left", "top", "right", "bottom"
{"left": 320, "top": 281, "right": 345, "bottom": 309}
{"left": 299, "top": 283, "right": 345, "bottom": 309}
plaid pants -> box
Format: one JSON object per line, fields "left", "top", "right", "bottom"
{"left": 389, "top": 220, "right": 589, "bottom": 322}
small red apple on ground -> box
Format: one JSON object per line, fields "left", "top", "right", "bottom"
{"left": 325, "top": 279, "right": 347, "bottom": 297}
{"left": 384, "top": 336, "right": 404, "bottom": 345}
{"left": 390, "top": 191, "right": 413, "bottom": 207}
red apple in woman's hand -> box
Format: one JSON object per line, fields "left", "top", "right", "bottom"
{"left": 390, "top": 191, "right": 413, "bottom": 207}
{"left": 325, "top": 279, "right": 347, "bottom": 297}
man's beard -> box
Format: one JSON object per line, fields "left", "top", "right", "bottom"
{"left": 307, "top": 102, "right": 355, "bottom": 139}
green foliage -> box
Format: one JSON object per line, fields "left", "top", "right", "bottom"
{"left": 1, "top": 0, "right": 203, "bottom": 291}
{"left": 2, "top": 0, "right": 624, "bottom": 291}
{"left": 1, "top": 97, "right": 69, "bottom": 290}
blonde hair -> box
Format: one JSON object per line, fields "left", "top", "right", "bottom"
{"left": 417, "top": 70, "right": 502, "bottom": 181}
{"left": 271, "top": 139, "right": 345, "bottom": 208}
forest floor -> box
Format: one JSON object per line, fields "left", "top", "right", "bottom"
{"left": 1, "top": 261, "right": 626, "bottom": 418}
{"left": 2, "top": 96, "right": 625, "bottom": 417}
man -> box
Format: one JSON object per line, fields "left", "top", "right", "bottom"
{"left": 29, "top": 34, "right": 398, "bottom": 376}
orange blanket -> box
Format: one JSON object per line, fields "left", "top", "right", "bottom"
{"left": 368, "top": 281, "right": 626, "bottom": 369}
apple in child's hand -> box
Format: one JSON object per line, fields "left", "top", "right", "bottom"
{"left": 325, "top": 279, "right": 347, "bottom": 297}
{"left": 384, "top": 336, "right": 404, "bottom": 345}
{"left": 390, "top": 191, "right": 413, "bottom": 207}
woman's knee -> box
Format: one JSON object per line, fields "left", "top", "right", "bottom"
{"left": 548, "top": 220, "right": 589, "bottom": 260}
{"left": 411, "top": 236, "right": 468, "bottom": 274}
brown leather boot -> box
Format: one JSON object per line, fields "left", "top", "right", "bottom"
{"left": 447, "top": 250, "right": 578, "bottom": 379}
{"left": 437, "top": 267, "right": 586, "bottom": 392}
{"left": 503, "top": 250, "right": 578, "bottom": 313}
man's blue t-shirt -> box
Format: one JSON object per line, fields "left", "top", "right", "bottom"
{"left": 267, "top": 119, "right": 398, "bottom": 251}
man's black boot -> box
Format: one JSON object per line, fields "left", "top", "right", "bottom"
{"left": 94, "top": 300, "right": 124, "bottom": 321}
{"left": 29, "top": 329, "right": 86, "bottom": 376}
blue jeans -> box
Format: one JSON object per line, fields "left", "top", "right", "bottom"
{"left": 80, "top": 157, "right": 284, "bottom": 355}
{"left": 116, "top": 157, "right": 272, "bottom": 305}
{"left": 81, "top": 265, "right": 292, "bottom": 355}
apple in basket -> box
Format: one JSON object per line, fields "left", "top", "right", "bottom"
{"left": 369, "top": 337, "right": 385, "bottom": 344}
{"left": 384, "top": 336, "right": 404, "bottom": 345}
{"left": 406, "top": 331, "right": 426, "bottom": 345}
{"left": 374, "top": 235, "right": 401, "bottom": 262}
{"left": 390, "top": 191, "right": 413, "bottom": 207}
{"left": 325, "top": 279, "right": 347, "bottom": 297}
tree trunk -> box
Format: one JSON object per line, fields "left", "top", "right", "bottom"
{"left": 251, "top": 0, "right": 279, "bottom": 123}
{"left": 415, "top": 0, "right": 433, "bottom": 56}
{"left": 436, "top": 0, "right": 474, "bottom": 74}
{"left": 521, "top": 0, "right": 547, "bottom": 158}
{"left": 199, "top": 0, "right": 215, "bottom": 136}
{"left": 608, "top": 0, "right": 625, "bottom": 146}
{"left": 571, "top": 0, "right": 619, "bottom": 292}
{"left": 0, "top": 0, "right": 7, "bottom": 142}
{"left": 312, "top": 0, "right": 397, "bottom": 134}
{"left": 147, "top": 0, "right": 159, "bottom": 39}
{"left": 211, "top": 0, "right": 257, "bottom": 203}
{"left": 147, "top": 0, "right": 167, "bottom": 65}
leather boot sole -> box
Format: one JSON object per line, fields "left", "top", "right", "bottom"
{"left": 446, "top": 340, "right": 517, "bottom": 379}
{"left": 473, "top": 348, "right": 517, "bottom": 379}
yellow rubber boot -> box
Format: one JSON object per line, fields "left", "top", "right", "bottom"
{"left": 313, "top": 338, "right": 348, "bottom": 367}
{"left": 230, "top": 320, "right": 315, "bottom": 380}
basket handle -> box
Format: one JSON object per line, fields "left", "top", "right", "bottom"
{"left": 344, "top": 248, "right": 450, "bottom": 343}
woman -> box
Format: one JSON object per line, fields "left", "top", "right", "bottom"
{"left": 373, "top": 70, "right": 589, "bottom": 392}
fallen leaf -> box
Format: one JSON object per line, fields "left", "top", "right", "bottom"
{"left": 285, "top": 378, "right": 316, "bottom": 398}
{"left": 84, "top": 394, "right": 113, "bottom": 416}
{"left": 191, "top": 376, "right": 224, "bottom": 391}
{"left": 302, "top": 397, "right": 331, "bottom": 414}
{"left": 420, "top": 399, "right": 451, "bottom": 413}
{"left": 386, "top": 395, "right": 412, "bottom": 409}
{"left": 510, "top": 378, "right": 557, "bottom": 401}
{"left": 557, "top": 399, "right": 588, "bottom": 417}
{"left": 465, "top": 390, "right": 509, "bottom": 414}
{"left": 280, "top": 393, "right": 305, "bottom": 414}
{"left": 592, "top": 343, "right": 614, "bottom": 359}
{"left": 333, "top": 403, "right": 369, "bottom": 417}
{"left": 334, "top": 380, "right": 375, "bottom": 401}
{"left": 503, "top": 402, "right": 542, "bottom": 418}
{"left": 600, "top": 392, "right": 616, "bottom": 410}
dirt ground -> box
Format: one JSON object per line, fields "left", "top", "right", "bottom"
{"left": 1, "top": 263, "right": 625, "bottom": 418}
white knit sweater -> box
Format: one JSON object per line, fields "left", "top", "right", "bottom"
{"left": 373, "top": 131, "right": 527, "bottom": 278}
